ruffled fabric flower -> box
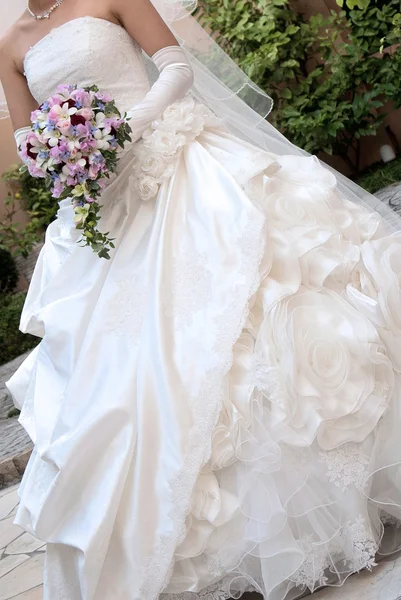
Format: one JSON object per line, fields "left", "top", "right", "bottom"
{"left": 130, "top": 95, "right": 220, "bottom": 202}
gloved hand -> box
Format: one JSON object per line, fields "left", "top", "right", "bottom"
{"left": 14, "top": 125, "right": 31, "bottom": 157}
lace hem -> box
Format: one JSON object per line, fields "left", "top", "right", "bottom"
{"left": 140, "top": 189, "right": 267, "bottom": 598}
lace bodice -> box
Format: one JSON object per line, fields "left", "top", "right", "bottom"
{"left": 23, "top": 16, "right": 151, "bottom": 112}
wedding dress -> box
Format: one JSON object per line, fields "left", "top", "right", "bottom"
{"left": 5, "top": 14, "right": 401, "bottom": 600}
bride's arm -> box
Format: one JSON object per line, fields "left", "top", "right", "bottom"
{"left": 0, "top": 38, "right": 37, "bottom": 132}
{"left": 112, "top": 0, "right": 195, "bottom": 142}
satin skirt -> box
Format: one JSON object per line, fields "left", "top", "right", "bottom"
{"left": 6, "top": 107, "right": 401, "bottom": 600}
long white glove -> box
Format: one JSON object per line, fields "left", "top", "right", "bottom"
{"left": 14, "top": 45, "right": 194, "bottom": 152}
{"left": 127, "top": 45, "right": 194, "bottom": 142}
{"left": 14, "top": 125, "right": 31, "bottom": 155}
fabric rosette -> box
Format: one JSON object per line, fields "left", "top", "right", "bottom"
{"left": 20, "top": 84, "right": 132, "bottom": 259}
{"left": 130, "top": 95, "right": 220, "bottom": 202}
{"left": 259, "top": 288, "right": 394, "bottom": 450}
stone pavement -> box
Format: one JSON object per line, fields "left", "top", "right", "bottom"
{"left": 1, "top": 484, "right": 401, "bottom": 600}
{"left": 0, "top": 353, "right": 33, "bottom": 491}
{"left": 0, "top": 486, "right": 44, "bottom": 599}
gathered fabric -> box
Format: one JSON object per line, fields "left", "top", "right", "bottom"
{"left": 6, "top": 16, "right": 401, "bottom": 600}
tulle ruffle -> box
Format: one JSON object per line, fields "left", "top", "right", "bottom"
{"left": 162, "top": 152, "right": 401, "bottom": 600}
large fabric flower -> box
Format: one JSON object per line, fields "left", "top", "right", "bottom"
{"left": 261, "top": 288, "right": 394, "bottom": 450}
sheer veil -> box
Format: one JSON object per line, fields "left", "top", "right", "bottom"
{"left": 1, "top": 0, "right": 401, "bottom": 232}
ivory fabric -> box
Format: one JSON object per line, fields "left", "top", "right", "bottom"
{"left": 6, "top": 15, "right": 401, "bottom": 600}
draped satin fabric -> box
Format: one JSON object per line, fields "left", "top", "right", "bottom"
{"left": 5, "top": 16, "right": 401, "bottom": 600}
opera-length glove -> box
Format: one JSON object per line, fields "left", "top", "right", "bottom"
{"left": 126, "top": 45, "right": 194, "bottom": 142}
{"left": 14, "top": 125, "right": 31, "bottom": 157}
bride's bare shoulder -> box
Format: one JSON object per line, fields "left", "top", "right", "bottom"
{"left": 0, "top": 17, "right": 27, "bottom": 72}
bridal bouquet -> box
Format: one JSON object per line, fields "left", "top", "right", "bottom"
{"left": 20, "top": 84, "right": 132, "bottom": 259}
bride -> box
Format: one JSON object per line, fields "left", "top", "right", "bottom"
{"left": 1, "top": 0, "right": 401, "bottom": 598}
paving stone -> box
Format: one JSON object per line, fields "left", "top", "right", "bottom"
{"left": 5, "top": 534, "right": 43, "bottom": 556}
{"left": 0, "top": 554, "right": 29, "bottom": 579}
{"left": 0, "top": 554, "right": 44, "bottom": 600}
{"left": 0, "top": 353, "right": 30, "bottom": 420}
{"left": 375, "top": 182, "right": 401, "bottom": 217}
{"left": 12, "top": 586, "right": 43, "bottom": 600}
{"left": 10, "top": 587, "right": 43, "bottom": 600}
{"left": 0, "top": 419, "right": 32, "bottom": 466}
{"left": 0, "top": 488, "right": 18, "bottom": 521}
{"left": 0, "top": 486, "right": 18, "bottom": 500}
{"left": 0, "top": 421, "right": 33, "bottom": 491}
{"left": 0, "top": 517, "right": 23, "bottom": 552}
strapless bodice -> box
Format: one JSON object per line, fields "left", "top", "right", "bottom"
{"left": 23, "top": 16, "right": 151, "bottom": 112}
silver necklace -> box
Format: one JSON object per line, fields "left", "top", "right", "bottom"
{"left": 27, "top": 0, "right": 65, "bottom": 20}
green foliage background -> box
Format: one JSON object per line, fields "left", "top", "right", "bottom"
{"left": 197, "top": 0, "right": 401, "bottom": 172}
{"left": 0, "top": 293, "right": 39, "bottom": 365}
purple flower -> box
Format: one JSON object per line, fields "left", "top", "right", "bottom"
{"left": 46, "top": 119, "right": 57, "bottom": 131}
{"left": 80, "top": 139, "right": 97, "bottom": 152}
{"left": 28, "top": 164, "right": 46, "bottom": 178}
{"left": 70, "top": 89, "right": 92, "bottom": 108}
{"left": 52, "top": 179, "right": 64, "bottom": 198}
{"left": 95, "top": 91, "right": 112, "bottom": 103}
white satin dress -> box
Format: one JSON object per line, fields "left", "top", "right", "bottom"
{"left": 6, "top": 15, "right": 401, "bottom": 600}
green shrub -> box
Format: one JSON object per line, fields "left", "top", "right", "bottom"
{"left": 0, "top": 249, "right": 18, "bottom": 294}
{"left": 197, "top": 0, "right": 401, "bottom": 173}
{"left": 0, "top": 164, "right": 56, "bottom": 258}
{"left": 0, "top": 292, "right": 39, "bottom": 365}
{"left": 354, "top": 156, "right": 401, "bottom": 193}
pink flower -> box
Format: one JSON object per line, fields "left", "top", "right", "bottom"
{"left": 28, "top": 164, "right": 46, "bottom": 178}
{"left": 52, "top": 179, "right": 64, "bottom": 198}
{"left": 49, "top": 146, "right": 62, "bottom": 159}
{"left": 88, "top": 164, "right": 101, "bottom": 179}
{"left": 30, "top": 109, "right": 42, "bottom": 121}
{"left": 75, "top": 121, "right": 92, "bottom": 137}
{"left": 95, "top": 91, "right": 112, "bottom": 103}
{"left": 57, "top": 120, "right": 72, "bottom": 135}
{"left": 80, "top": 139, "right": 97, "bottom": 152}
{"left": 56, "top": 84, "right": 74, "bottom": 98}
{"left": 47, "top": 94, "right": 64, "bottom": 108}
{"left": 79, "top": 107, "right": 94, "bottom": 121}
{"left": 70, "top": 89, "right": 92, "bottom": 107}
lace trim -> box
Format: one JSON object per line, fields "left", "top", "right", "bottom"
{"left": 319, "top": 443, "right": 370, "bottom": 494}
{"left": 141, "top": 206, "right": 267, "bottom": 597}
{"left": 293, "top": 515, "right": 378, "bottom": 590}
{"left": 102, "top": 275, "right": 147, "bottom": 341}
{"left": 163, "top": 239, "right": 213, "bottom": 331}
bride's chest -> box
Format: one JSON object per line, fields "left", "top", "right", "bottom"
{"left": 23, "top": 17, "right": 151, "bottom": 110}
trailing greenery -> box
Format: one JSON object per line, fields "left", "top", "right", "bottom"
{"left": 0, "top": 249, "right": 18, "bottom": 294}
{"left": 354, "top": 156, "right": 401, "bottom": 194}
{"left": 0, "top": 292, "right": 39, "bottom": 366}
{"left": 197, "top": 0, "right": 401, "bottom": 172}
{"left": 0, "top": 164, "right": 56, "bottom": 257}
